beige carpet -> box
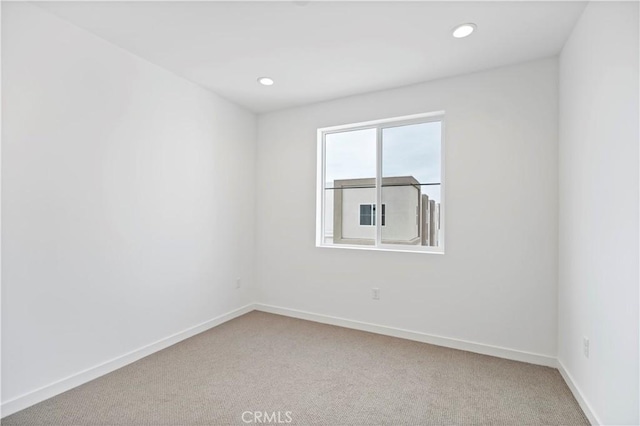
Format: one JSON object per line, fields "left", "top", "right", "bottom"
{"left": 2, "top": 311, "right": 588, "bottom": 425}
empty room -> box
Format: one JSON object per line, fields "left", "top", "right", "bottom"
{"left": 1, "top": 1, "right": 638, "bottom": 425}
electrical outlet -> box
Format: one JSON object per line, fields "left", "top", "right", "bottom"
{"left": 372, "top": 288, "right": 380, "bottom": 300}
{"left": 583, "top": 337, "right": 589, "bottom": 358}
{"left": 235, "top": 278, "right": 241, "bottom": 289}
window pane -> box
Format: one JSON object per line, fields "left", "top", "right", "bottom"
{"left": 381, "top": 121, "right": 442, "bottom": 247}
{"left": 359, "top": 204, "right": 372, "bottom": 226}
{"left": 325, "top": 128, "right": 376, "bottom": 245}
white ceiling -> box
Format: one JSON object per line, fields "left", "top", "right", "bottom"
{"left": 35, "top": 1, "right": 586, "bottom": 113}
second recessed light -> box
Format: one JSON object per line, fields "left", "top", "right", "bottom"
{"left": 258, "top": 77, "right": 274, "bottom": 86}
{"left": 452, "top": 23, "right": 476, "bottom": 38}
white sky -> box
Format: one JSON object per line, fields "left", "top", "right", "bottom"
{"left": 325, "top": 121, "right": 442, "bottom": 202}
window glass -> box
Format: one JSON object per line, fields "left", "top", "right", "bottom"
{"left": 359, "top": 204, "right": 373, "bottom": 226}
{"left": 324, "top": 128, "right": 376, "bottom": 245}
{"left": 319, "top": 115, "right": 443, "bottom": 252}
{"left": 381, "top": 122, "right": 442, "bottom": 247}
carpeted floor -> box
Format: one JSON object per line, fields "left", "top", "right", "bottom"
{"left": 3, "top": 311, "right": 589, "bottom": 425}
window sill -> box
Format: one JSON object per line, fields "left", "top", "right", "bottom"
{"left": 316, "top": 243, "right": 444, "bottom": 255}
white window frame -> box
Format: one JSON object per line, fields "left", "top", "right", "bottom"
{"left": 316, "top": 111, "right": 445, "bottom": 254}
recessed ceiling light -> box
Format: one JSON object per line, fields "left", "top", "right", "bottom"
{"left": 258, "top": 77, "right": 274, "bottom": 86}
{"left": 452, "top": 23, "right": 476, "bottom": 39}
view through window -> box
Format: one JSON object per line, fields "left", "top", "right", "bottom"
{"left": 318, "top": 114, "right": 443, "bottom": 252}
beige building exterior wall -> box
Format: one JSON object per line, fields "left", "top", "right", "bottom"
{"left": 332, "top": 176, "right": 429, "bottom": 245}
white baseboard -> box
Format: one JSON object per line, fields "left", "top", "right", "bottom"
{"left": 557, "top": 359, "right": 600, "bottom": 425}
{"left": 1, "top": 303, "right": 256, "bottom": 418}
{"left": 255, "top": 303, "right": 557, "bottom": 368}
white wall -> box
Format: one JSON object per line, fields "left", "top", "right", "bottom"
{"left": 1, "top": 2, "right": 256, "bottom": 409}
{"left": 558, "top": 2, "right": 639, "bottom": 424}
{"left": 256, "top": 58, "right": 559, "bottom": 359}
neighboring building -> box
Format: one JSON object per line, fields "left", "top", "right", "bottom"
{"left": 421, "top": 195, "right": 440, "bottom": 247}
{"left": 328, "top": 176, "right": 440, "bottom": 246}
